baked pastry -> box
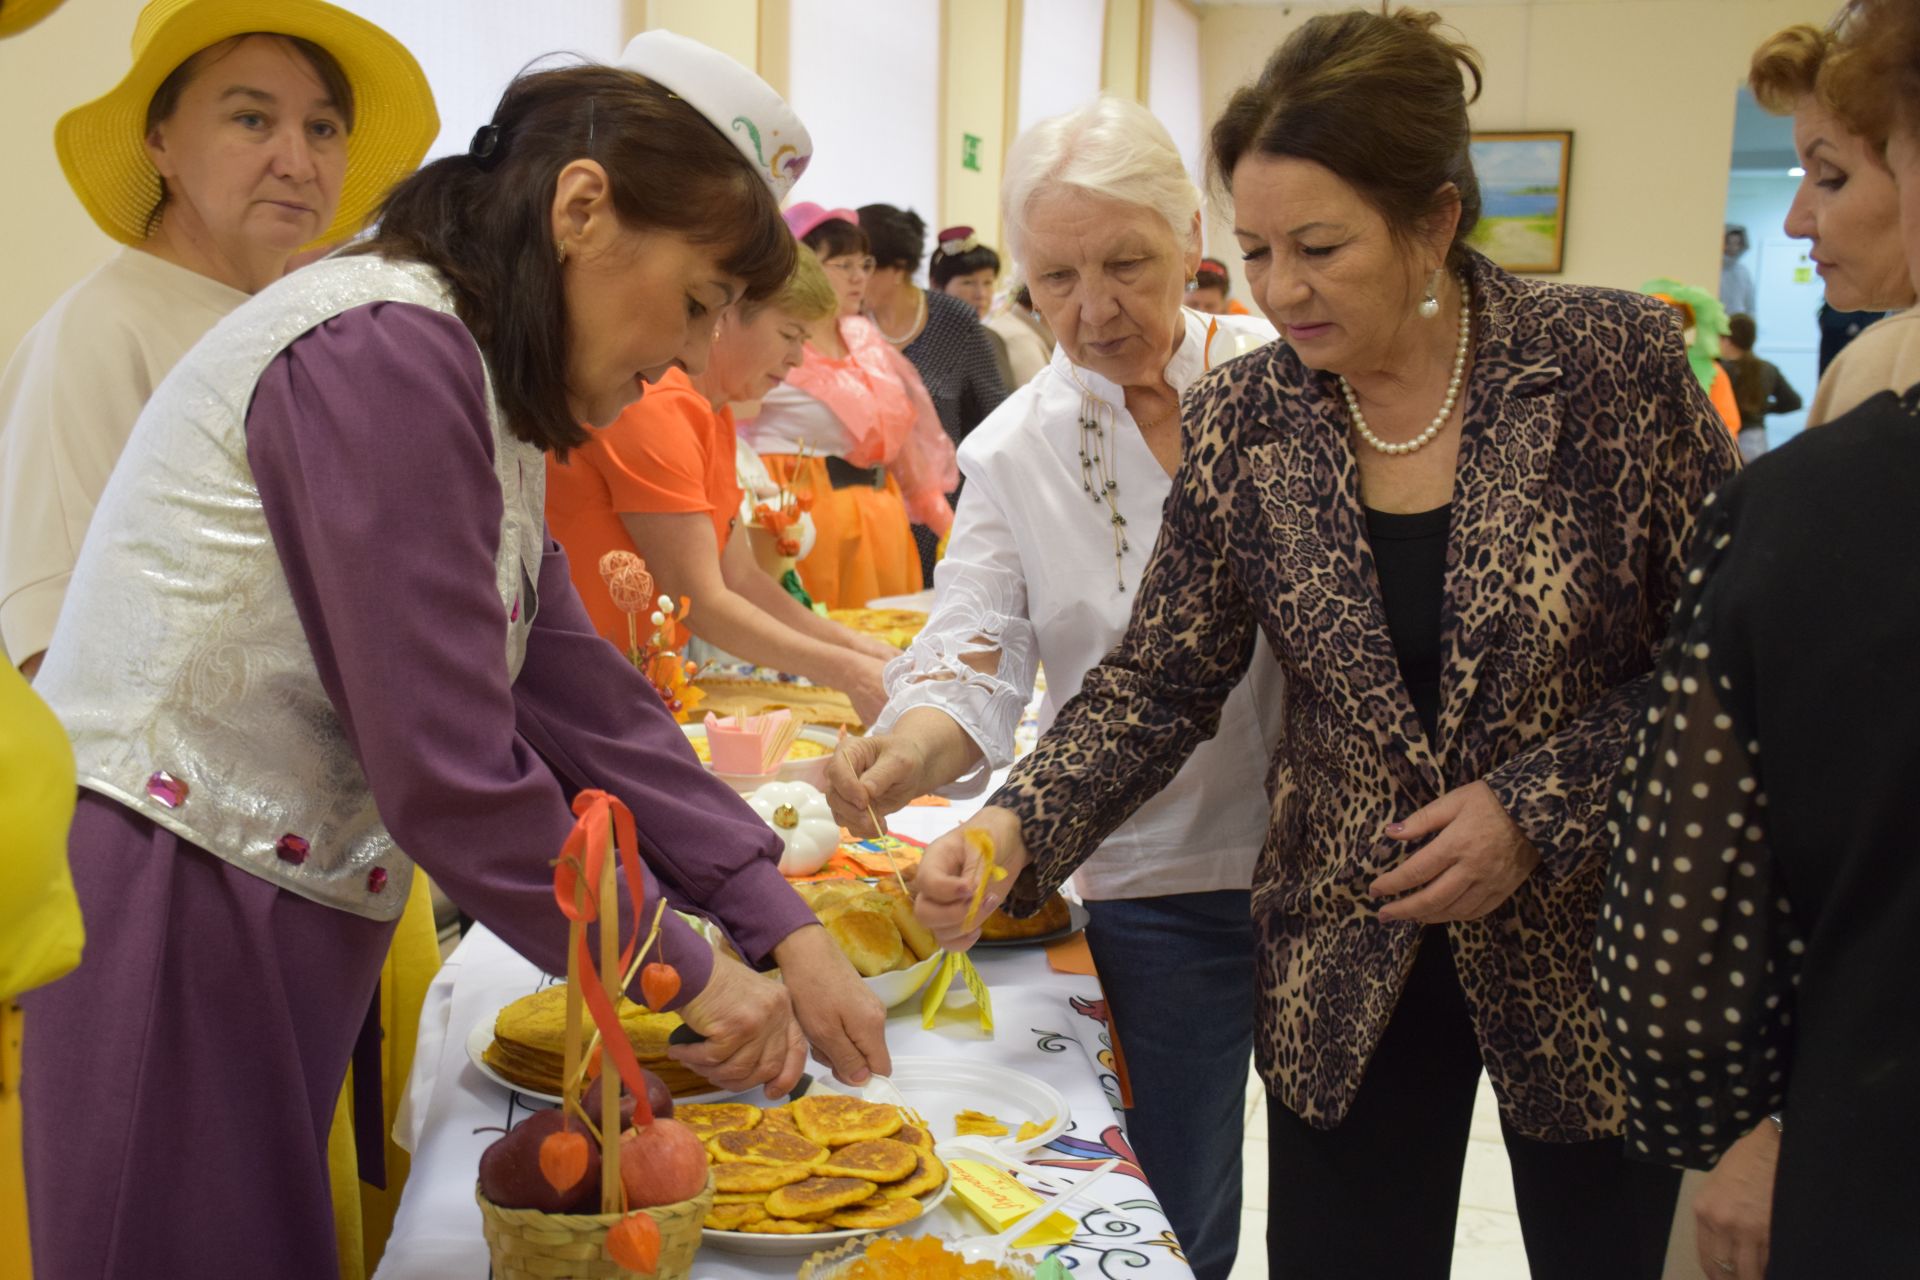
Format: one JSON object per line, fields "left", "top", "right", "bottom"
{"left": 872, "top": 879, "right": 939, "bottom": 960}
{"left": 711, "top": 1162, "right": 814, "bottom": 1194}
{"left": 824, "top": 906, "right": 906, "bottom": 977}
{"left": 978, "top": 892, "right": 1071, "bottom": 941}
{"left": 483, "top": 985, "right": 707, "bottom": 1097}
{"left": 879, "top": 1150, "right": 946, "bottom": 1201}
{"left": 676, "top": 1102, "right": 761, "bottom": 1141}
{"left": 829, "top": 1196, "right": 924, "bottom": 1230}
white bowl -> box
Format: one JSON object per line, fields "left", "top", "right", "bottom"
{"left": 681, "top": 722, "right": 839, "bottom": 795}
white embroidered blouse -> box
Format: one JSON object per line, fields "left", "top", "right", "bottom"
{"left": 872, "top": 308, "right": 1287, "bottom": 901}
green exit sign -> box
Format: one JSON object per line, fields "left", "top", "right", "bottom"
{"left": 961, "top": 133, "right": 982, "bottom": 172}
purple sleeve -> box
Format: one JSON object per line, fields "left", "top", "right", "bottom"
{"left": 243, "top": 301, "right": 810, "bottom": 1000}
{"left": 512, "top": 533, "right": 818, "bottom": 965}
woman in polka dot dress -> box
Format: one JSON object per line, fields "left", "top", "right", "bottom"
{"left": 1600, "top": 9, "right": 1920, "bottom": 1277}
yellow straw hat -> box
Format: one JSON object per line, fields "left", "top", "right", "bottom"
{"left": 0, "top": 0, "right": 68, "bottom": 38}
{"left": 54, "top": 0, "right": 438, "bottom": 248}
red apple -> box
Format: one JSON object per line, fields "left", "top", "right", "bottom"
{"left": 618, "top": 1118, "right": 709, "bottom": 1209}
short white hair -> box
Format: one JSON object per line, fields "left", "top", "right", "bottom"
{"left": 1000, "top": 96, "right": 1201, "bottom": 270}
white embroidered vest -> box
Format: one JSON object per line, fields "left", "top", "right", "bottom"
{"left": 37, "top": 256, "right": 545, "bottom": 921}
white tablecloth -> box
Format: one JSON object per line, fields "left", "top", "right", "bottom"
{"left": 374, "top": 797, "right": 1194, "bottom": 1280}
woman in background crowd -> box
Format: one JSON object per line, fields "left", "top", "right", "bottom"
{"left": 1602, "top": 7, "right": 1920, "bottom": 1274}
{"left": 739, "top": 204, "right": 956, "bottom": 610}
{"left": 1752, "top": 19, "right": 1918, "bottom": 423}
{"left": 833, "top": 95, "right": 1280, "bottom": 1280}
{"left": 0, "top": 0, "right": 433, "bottom": 679}
{"left": 1183, "top": 256, "right": 1251, "bottom": 314}
{"left": 911, "top": 11, "right": 1736, "bottom": 1278}
{"left": 1719, "top": 312, "right": 1802, "bottom": 460}
{"left": 547, "top": 244, "right": 900, "bottom": 722}
{"left": 929, "top": 225, "right": 1016, "bottom": 389}
{"left": 859, "top": 202, "right": 1007, "bottom": 583}
{"left": 986, "top": 282, "right": 1055, "bottom": 388}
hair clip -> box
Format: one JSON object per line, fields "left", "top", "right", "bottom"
{"left": 468, "top": 123, "right": 504, "bottom": 169}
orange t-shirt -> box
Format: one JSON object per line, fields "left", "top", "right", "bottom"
{"left": 546, "top": 369, "right": 743, "bottom": 650}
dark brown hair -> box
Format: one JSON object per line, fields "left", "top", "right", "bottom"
{"left": 1210, "top": 7, "right": 1484, "bottom": 268}
{"left": 1827, "top": 0, "right": 1920, "bottom": 144}
{"left": 143, "top": 33, "right": 356, "bottom": 236}
{"left": 358, "top": 63, "right": 795, "bottom": 456}
{"left": 857, "top": 203, "right": 928, "bottom": 273}
{"left": 803, "top": 216, "right": 869, "bottom": 261}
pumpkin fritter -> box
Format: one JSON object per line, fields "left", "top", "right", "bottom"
{"left": 711, "top": 1161, "right": 814, "bottom": 1194}
{"left": 880, "top": 1150, "right": 947, "bottom": 1201}
{"left": 704, "top": 1202, "right": 769, "bottom": 1230}
{"left": 676, "top": 1102, "right": 762, "bottom": 1141}
{"left": 739, "top": 1216, "right": 825, "bottom": 1234}
{"left": 765, "top": 1176, "right": 877, "bottom": 1219}
{"left": 815, "top": 1138, "right": 918, "bottom": 1182}
{"left": 708, "top": 1127, "right": 829, "bottom": 1167}
{"left": 759, "top": 1104, "right": 801, "bottom": 1135}
{"left": 894, "top": 1122, "right": 934, "bottom": 1152}
{"left": 793, "top": 1094, "right": 903, "bottom": 1146}
{"left": 829, "top": 1196, "right": 924, "bottom": 1231}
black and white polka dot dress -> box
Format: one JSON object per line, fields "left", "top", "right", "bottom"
{"left": 1597, "top": 386, "right": 1920, "bottom": 1272}
{"left": 901, "top": 289, "right": 1008, "bottom": 582}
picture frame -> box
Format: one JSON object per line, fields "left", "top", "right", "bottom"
{"left": 1465, "top": 130, "right": 1573, "bottom": 274}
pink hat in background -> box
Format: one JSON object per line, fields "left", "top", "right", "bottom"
{"left": 782, "top": 202, "right": 860, "bottom": 241}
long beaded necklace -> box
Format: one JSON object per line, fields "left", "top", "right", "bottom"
{"left": 866, "top": 286, "right": 926, "bottom": 347}
{"left": 1061, "top": 321, "right": 1218, "bottom": 592}
{"left": 1338, "top": 277, "right": 1471, "bottom": 456}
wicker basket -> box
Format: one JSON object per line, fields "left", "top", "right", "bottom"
{"left": 477, "top": 1173, "right": 714, "bottom": 1279}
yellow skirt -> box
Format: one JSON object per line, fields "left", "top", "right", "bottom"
{"left": 760, "top": 455, "right": 921, "bottom": 610}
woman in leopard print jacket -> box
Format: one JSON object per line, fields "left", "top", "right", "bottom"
{"left": 911, "top": 10, "right": 1739, "bottom": 1280}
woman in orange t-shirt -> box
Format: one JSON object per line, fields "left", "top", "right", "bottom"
{"left": 547, "top": 246, "right": 899, "bottom": 722}
{"left": 737, "top": 206, "right": 957, "bottom": 610}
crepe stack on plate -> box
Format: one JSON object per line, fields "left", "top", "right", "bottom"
{"left": 689, "top": 1098, "right": 946, "bottom": 1235}
{"left": 482, "top": 985, "right": 709, "bottom": 1098}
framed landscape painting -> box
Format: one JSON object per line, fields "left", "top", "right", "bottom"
{"left": 1466, "top": 131, "right": 1572, "bottom": 274}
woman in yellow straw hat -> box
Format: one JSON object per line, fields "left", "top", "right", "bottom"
{"left": 0, "top": 0, "right": 436, "bottom": 678}
{"left": 22, "top": 28, "right": 888, "bottom": 1279}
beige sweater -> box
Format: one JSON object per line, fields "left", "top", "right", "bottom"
{"left": 1807, "top": 308, "right": 1920, "bottom": 425}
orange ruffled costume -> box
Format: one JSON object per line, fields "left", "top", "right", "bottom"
{"left": 752, "top": 317, "right": 956, "bottom": 609}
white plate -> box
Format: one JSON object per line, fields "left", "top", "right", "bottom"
{"left": 700, "top": 1056, "right": 1070, "bottom": 1256}
{"left": 680, "top": 722, "right": 839, "bottom": 794}
{"left": 463, "top": 1016, "right": 733, "bottom": 1107}
{"left": 973, "top": 899, "right": 1090, "bottom": 949}
{"left": 856, "top": 952, "right": 942, "bottom": 1008}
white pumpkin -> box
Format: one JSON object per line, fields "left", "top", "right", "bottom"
{"left": 746, "top": 780, "right": 841, "bottom": 876}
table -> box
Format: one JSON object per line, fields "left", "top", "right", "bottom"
{"left": 373, "top": 799, "right": 1194, "bottom": 1280}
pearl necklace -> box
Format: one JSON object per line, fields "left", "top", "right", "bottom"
{"left": 1338, "top": 280, "right": 1471, "bottom": 456}
{"left": 866, "top": 287, "right": 926, "bottom": 347}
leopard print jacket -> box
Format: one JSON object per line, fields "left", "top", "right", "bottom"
{"left": 992, "top": 251, "right": 1741, "bottom": 1140}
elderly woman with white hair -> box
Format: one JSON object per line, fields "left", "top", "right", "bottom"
{"left": 827, "top": 96, "right": 1281, "bottom": 1280}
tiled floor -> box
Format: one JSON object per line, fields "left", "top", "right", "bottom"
{"left": 1227, "top": 1070, "right": 1533, "bottom": 1280}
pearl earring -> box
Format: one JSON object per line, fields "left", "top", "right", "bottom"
{"left": 1418, "top": 268, "right": 1442, "bottom": 319}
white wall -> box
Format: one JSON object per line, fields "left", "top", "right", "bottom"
{"left": 1017, "top": 0, "right": 1106, "bottom": 135}
{"left": 787, "top": 0, "right": 940, "bottom": 238}
{"left": 1148, "top": 0, "right": 1205, "bottom": 195}
{"left": 337, "top": 1, "right": 627, "bottom": 161}
{"left": 1199, "top": 0, "right": 1840, "bottom": 300}
{"left": 1725, "top": 171, "right": 1818, "bottom": 444}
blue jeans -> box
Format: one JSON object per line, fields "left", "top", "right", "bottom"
{"left": 1083, "top": 891, "right": 1255, "bottom": 1280}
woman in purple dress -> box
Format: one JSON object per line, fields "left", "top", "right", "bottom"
{"left": 22, "top": 33, "right": 886, "bottom": 1279}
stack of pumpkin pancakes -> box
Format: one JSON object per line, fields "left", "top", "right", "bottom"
{"left": 684, "top": 1096, "right": 949, "bottom": 1235}
{"left": 482, "top": 985, "right": 710, "bottom": 1098}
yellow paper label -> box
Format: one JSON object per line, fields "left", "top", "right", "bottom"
{"left": 920, "top": 951, "right": 994, "bottom": 1032}
{"left": 947, "top": 1159, "right": 1078, "bottom": 1248}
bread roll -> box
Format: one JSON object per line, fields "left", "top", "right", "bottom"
{"left": 873, "top": 879, "right": 939, "bottom": 961}
{"left": 824, "top": 908, "right": 906, "bottom": 976}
